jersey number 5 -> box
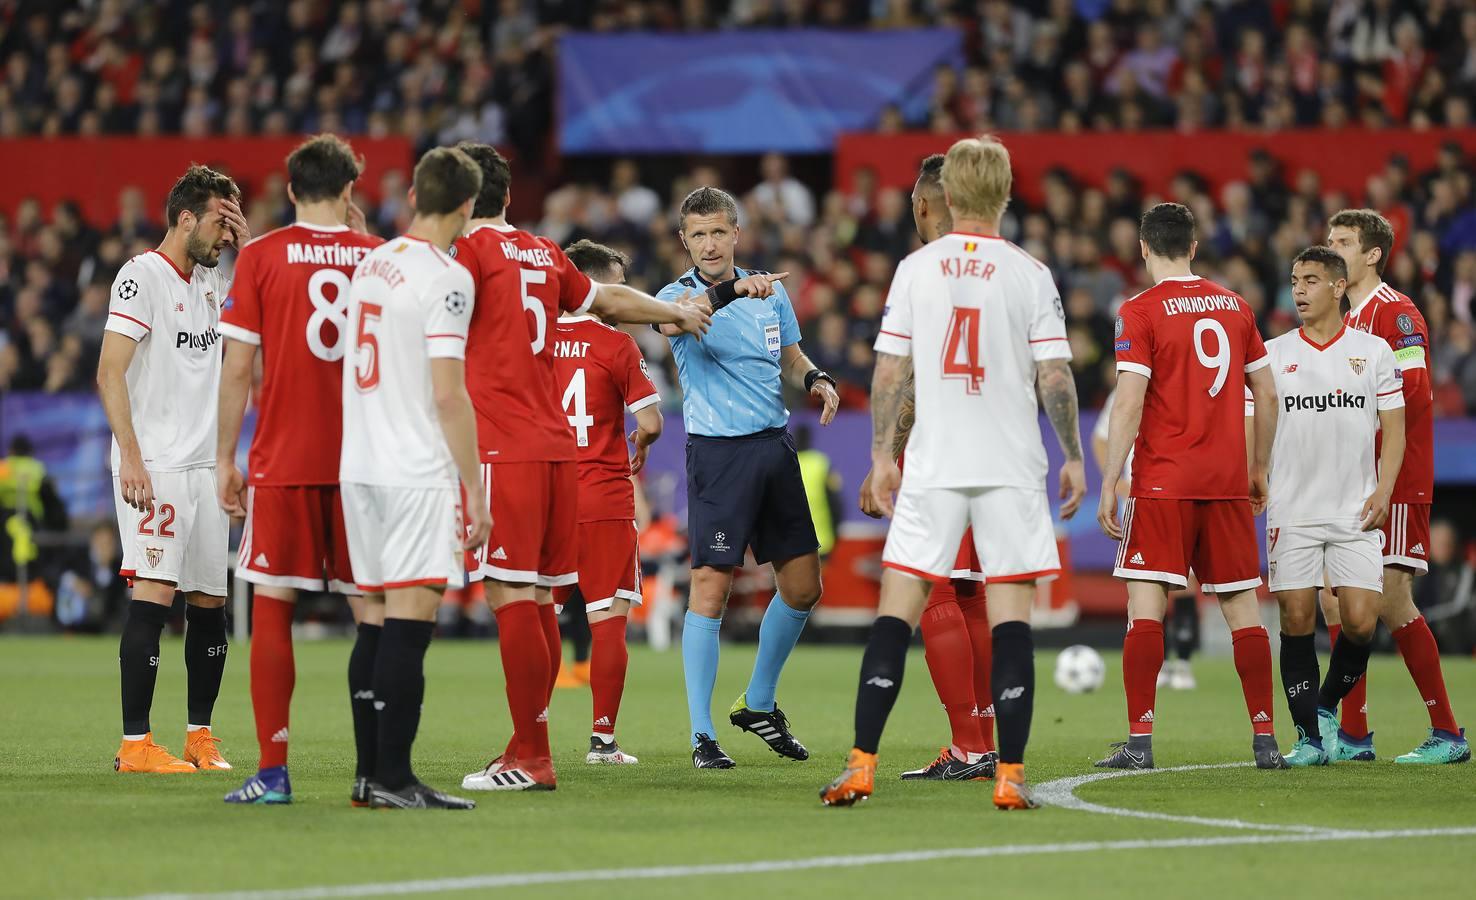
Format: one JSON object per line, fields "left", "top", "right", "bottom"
{"left": 942, "top": 307, "right": 985, "bottom": 394}
{"left": 353, "top": 302, "right": 382, "bottom": 392}
{"left": 562, "top": 368, "right": 594, "bottom": 447}
{"left": 521, "top": 268, "right": 548, "bottom": 354}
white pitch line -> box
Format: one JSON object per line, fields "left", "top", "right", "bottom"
{"left": 1033, "top": 762, "right": 1330, "bottom": 834}
{"left": 116, "top": 827, "right": 1476, "bottom": 900}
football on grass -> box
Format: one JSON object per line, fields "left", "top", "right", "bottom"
{"left": 1054, "top": 645, "right": 1106, "bottom": 694}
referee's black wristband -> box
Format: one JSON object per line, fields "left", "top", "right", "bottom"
{"left": 805, "top": 369, "right": 836, "bottom": 392}
{"left": 705, "top": 278, "right": 742, "bottom": 312}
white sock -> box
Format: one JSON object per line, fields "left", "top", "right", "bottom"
{"left": 123, "top": 733, "right": 148, "bottom": 742}
{"left": 187, "top": 724, "right": 210, "bottom": 732}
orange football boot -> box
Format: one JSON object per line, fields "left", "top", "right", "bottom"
{"left": 183, "top": 727, "right": 233, "bottom": 771}
{"left": 555, "top": 660, "right": 592, "bottom": 689}
{"left": 820, "top": 749, "right": 877, "bottom": 807}
{"left": 115, "top": 734, "right": 197, "bottom": 773}
{"left": 992, "top": 762, "right": 1039, "bottom": 810}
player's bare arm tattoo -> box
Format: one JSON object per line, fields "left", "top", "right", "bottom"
{"left": 1036, "top": 358, "right": 1084, "bottom": 462}
{"left": 871, "top": 352, "right": 912, "bottom": 456}
{"left": 891, "top": 366, "right": 916, "bottom": 460}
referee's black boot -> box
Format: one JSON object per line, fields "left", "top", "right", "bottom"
{"left": 729, "top": 694, "right": 810, "bottom": 760}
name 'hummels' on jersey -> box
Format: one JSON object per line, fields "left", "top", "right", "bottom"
{"left": 1265, "top": 326, "right": 1403, "bottom": 528}
{"left": 220, "top": 222, "right": 382, "bottom": 485}
{"left": 1114, "top": 274, "right": 1268, "bottom": 500}
{"left": 1345, "top": 281, "right": 1432, "bottom": 504}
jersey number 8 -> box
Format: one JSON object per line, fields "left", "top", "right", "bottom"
{"left": 306, "top": 269, "right": 352, "bottom": 362}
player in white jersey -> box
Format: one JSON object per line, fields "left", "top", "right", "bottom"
{"left": 1267, "top": 246, "right": 1405, "bottom": 767}
{"left": 337, "top": 148, "right": 491, "bottom": 811}
{"left": 822, "top": 136, "right": 1085, "bottom": 811}
{"left": 97, "top": 165, "right": 250, "bottom": 774}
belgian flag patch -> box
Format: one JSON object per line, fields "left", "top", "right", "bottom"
{"left": 963, "top": 241, "right": 978, "bottom": 252}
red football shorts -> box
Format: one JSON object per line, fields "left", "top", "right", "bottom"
{"left": 1380, "top": 502, "right": 1430, "bottom": 573}
{"left": 552, "top": 519, "right": 641, "bottom": 614}
{"left": 1113, "top": 497, "right": 1261, "bottom": 594}
{"left": 237, "top": 485, "right": 356, "bottom": 594}
{"left": 471, "top": 461, "right": 578, "bottom": 587}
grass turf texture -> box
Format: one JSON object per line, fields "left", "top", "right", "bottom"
{"left": 1, "top": 636, "right": 1472, "bottom": 899}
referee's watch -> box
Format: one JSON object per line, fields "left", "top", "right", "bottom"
{"left": 805, "top": 369, "right": 836, "bottom": 392}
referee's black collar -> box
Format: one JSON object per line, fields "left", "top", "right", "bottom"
{"left": 686, "top": 265, "right": 748, "bottom": 288}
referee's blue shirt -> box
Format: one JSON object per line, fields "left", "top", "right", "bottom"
{"left": 656, "top": 266, "right": 801, "bottom": 437}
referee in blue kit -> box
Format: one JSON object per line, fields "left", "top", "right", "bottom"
{"left": 656, "top": 186, "right": 840, "bottom": 769}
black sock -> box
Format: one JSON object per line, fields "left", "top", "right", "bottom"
{"left": 120, "top": 600, "right": 171, "bottom": 735}
{"left": 565, "top": 592, "right": 591, "bottom": 664}
{"left": 1171, "top": 594, "right": 1198, "bottom": 661}
{"left": 184, "top": 604, "right": 228, "bottom": 726}
{"left": 373, "top": 618, "right": 434, "bottom": 791}
{"left": 1318, "top": 631, "right": 1372, "bottom": 711}
{"left": 348, "top": 622, "right": 382, "bottom": 779}
{"left": 992, "top": 621, "right": 1035, "bottom": 765}
{"left": 1278, "top": 632, "right": 1319, "bottom": 741}
{"left": 853, "top": 615, "right": 912, "bottom": 754}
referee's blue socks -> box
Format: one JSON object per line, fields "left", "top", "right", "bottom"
{"left": 745, "top": 593, "right": 811, "bottom": 713}
{"left": 683, "top": 610, "right": 723, "bottom": 745}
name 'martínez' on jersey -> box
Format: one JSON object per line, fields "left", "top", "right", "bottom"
{"left": 655, "top": 266, "right": 800, "bottom": 438}
{"left": 104, "top": 249, "right": 231, "bottom": 473}
{"left": 1265, "top": 326, "right": 1403, "bottom": 528}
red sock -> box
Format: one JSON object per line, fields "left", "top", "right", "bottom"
{"left": 589, "top": 616, "right": 629, "bottom": 738}
{"left": 249, "top": 595, "right": 295, "bottom": 769}
{"left": 538, "top": 603, "right": 561, "bottom": 704}
{"left": 494, "top": 600, "right": 551, "bottom": 760}
{"left": 956, "top": 584, "right": 995, "bottom": 752}
{"left": 919, "top": 586, "right": 986, "bottom": 756}
{"left": 1329, "top": 623, "right": 1370, "bottom": 738}
{"left": 1393, "top": 616, "right": 1460, "bottom": 733}
{"left": 1231, "top": 626, "right": 1276, "bottom": 735}
{"left": 1123, "top": 619, "right": 1164, "bottom": 734}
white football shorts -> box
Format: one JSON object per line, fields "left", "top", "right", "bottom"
{"left": 1267, "top": 522, "right": 1383, "bottom": 593}
{"left": 340, "top": 482, "right": 467, "bottom": 593}
{"left": 883, "top": 484, "right": 1060, "bottom": 584}
{"left": 114, "top": 466, "right": 228, "bottom": 596}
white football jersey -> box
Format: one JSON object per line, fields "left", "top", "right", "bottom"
{"left": 339, "top": 236, "right": 475, "bottom": 488}
{"left": 1266, "top": 326, "right": 1403, "bottom": 527}
{"left": 875, "top": 233, "right": 1070, "bottom": 490}
{"left": 105, "top": 250, "right": 230, "bottom": 473}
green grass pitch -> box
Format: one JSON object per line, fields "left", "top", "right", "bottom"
{"left": 1, "top": 635, "right": 1473, "bottom": 899}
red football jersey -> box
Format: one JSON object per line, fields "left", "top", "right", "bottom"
{"left": 1345, "top": 281, "right": 1433, "bottom": 504}
{"left": 219, "top": 222, "right": 382, "bottom": 485}
{"left": 454, "top": 223, "right": 598, "bottom": 463}
{"left": 1114, "top": 275, "right": 1269, "bottom": 499}
{"left": 552, "top": 316, "right": 660, "bottom": 522}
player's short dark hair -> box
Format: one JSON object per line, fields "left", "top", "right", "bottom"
{"left": 1328, "top": 208, "right": 1395, "bottom": 275}
{"left": 1292, "top": 245, "right": 1347, "bottom": 282}
{"left": 164, "top": 164, "right": 240, "bottom": 230}
{"left": 679, "top": 186, "right": 739, "bottom": 229}
{"left": 565, "top": 239, "right": 630, "bottom": 282}
{"left": 917, "top": 154, "right": 945, "bottom": 189}
{"left": 411, "top": 147, "right": 482, "bottom": 216}
{"left": 1139, "top": 202, "right": 1196, "bottom": 259}
{"left": 286, "top": 134, "right": 364, "bottom": 203}
{"left": 455, "top": 142, "right": 511, "bottom": 219}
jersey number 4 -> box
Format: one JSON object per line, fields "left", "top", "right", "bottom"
{"left": 942, "top": 307, "right": 985, "bottom": 394}
{"left": 562, "top": 368, "right": 594, "bottom": 447}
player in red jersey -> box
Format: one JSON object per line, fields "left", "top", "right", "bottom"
{"left": 1323, "top": 209, "right": 1467, "bottom": 764}
{"left": 450, "top": 143, "right": 709, "bottom": 792}
{"left": 216, "top": 135, "right": 383, "bottom": 805}
{"left": 857, "top": 154, "right": 995, "bottom": 782}
{"left": 548, "top": 239, "right": 663, "bottom": 766}
{"left": 1096, "top": 202, "right": 1287, "bottom": 770}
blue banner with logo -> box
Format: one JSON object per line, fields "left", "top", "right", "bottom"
{"left": 558, "top": 29, "right": 961, "bottom": 154}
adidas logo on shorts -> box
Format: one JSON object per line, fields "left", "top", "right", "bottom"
{"left": 1129, "top": 552, "right": 1145, "bottom": 565}
{"left": 1411, "top": 543, "right": 1425, "bottom": 555}
{"left": 253, "top": 553, "right": 270, "bottom": 567}
{"left": 491, "top": 547, "right": 508, "bottom": 560}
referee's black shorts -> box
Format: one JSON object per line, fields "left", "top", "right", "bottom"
{"left": 686, "top": 427, "right": 819, "bottom": 569}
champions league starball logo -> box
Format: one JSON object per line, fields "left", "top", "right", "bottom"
{"left": 117, "top": 279, "right": 139, "bottom": 301}
{"left": 444, "top": 291, "right": 467, "bottom": 315}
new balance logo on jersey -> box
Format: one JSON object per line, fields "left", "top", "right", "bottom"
{"left": 1282, "top": 364, "right": 1298, "bottom": 373}
{"left": 270, "top": 727, "right": 289, "bottom": 743}
{"left": 1129, "top": 552, "right": 1145, "bottom": 565}
{"left": 1283, "top": 390, "right": 1366, "bottom": 412}
{"left": 1252, "top": 711, "right": 1272, "bottom": 723}
{"left": 253, "top": 553, "right": 270, "bottom": 568}
{"left": 1411, "top": 543, "right": 1426, "bottom": 555}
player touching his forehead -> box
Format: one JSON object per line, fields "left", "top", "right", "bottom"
{"left": 1095, "top": 202, "right": 1288, "bottom": 771}
{"left": 218, "top": 134, "right": 384, "bottom": 806}
{"left": 1267, "top": 246, "right": 1405, "bottom": 766}
{"left": 1321, "top": 210, "right": 1467, "bottom": 764}
{"left": 823, "top": 135, "right": 1085, "bottom": 810}
{"left": 99, "top": 164, "right": 248, "bottom": 774}
{"left": 550, "top": 239, "right": 664, "bottom": 766}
